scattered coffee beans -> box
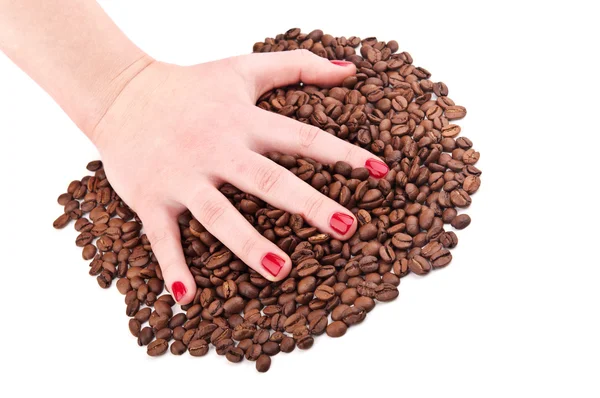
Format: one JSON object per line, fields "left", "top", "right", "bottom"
{"left": 53, "top": 28, "right": 480, "bottom": 372}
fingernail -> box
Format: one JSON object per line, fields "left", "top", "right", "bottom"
{"left": 261, "top": 253, "right": 284, "bottom": 277}
{"left": 330, "top": 212, "right": 355, "bottom": 235}
{"left": 171, "top": 281, "right": 187, "bottom": 302}
{"left": 365, "top": 158, "right": 389, "bottom": 178}
{"left": 330, "top": 60, "right": 353, "bottom": 66}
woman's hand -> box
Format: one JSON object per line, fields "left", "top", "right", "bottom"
{"left": 89, "top": 50, "right": 388, "bottom": 304}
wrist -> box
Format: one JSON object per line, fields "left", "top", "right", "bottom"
{"left": 75, "top": 52, "right": 155, "bottom": 145}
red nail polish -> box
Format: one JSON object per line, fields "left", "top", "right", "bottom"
{"left": 171, "top": 282, "right": 187, "bottom": 302}
{"left": 330, "top": 212, "right": 355, "bottom": 235}
{"left": 261, "top": 253, "right": 284, "bottom": 277}
{"left": 365, "top": 158, "right": 389, "bottom": 178}
{"left": 330, "top": 60, "right": 353, "bottom": 66}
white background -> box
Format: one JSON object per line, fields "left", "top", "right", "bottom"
{"left": 1, "top": 1, "right": 599, "bottom": 397}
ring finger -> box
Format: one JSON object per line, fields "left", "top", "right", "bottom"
{"left": 186, "top": 184, "right": 292, "bottom": 282}
{"left": 222, "top": 150, "right": 358, "bottom": 240}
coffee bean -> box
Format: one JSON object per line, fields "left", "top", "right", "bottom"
{"left": 375, "top": 283, "right": 399, "bottom": 302}
{"left": 137, "top": 327, "right": 154, "bottom": 346}
{"left": 451, "top": 214, "right": 471, "bottom": 229}
{"left": 408, "top": 255, "right": 431, "bottom": 275}
{"left": 326, "top": 321, "right": 348, "bottom": 337}
{"left": 147, "top": 339, "right": 168, "bottom": 356}
{"left": 314, "top": 285, "right": 335, "bottom": 301}
{"left": 245, "top": 343, "right": 262, "bottom": 361}
{"left": 392, "top": 233, "right": 412, "bottom": 249}
{"left": 341, "top": 306, "right": 366, "bottom": 326}
{"left": 170, "top": 340, "right": 187, "bottom": 355}
{"left": 226, "top": 347, "right": 244, "bottom": 363}
{"left": 355, "top": 296, "right": 376, "bottom": 312}
{"left": 263, "top": 341, "right": 281, "bottom": 356}
{"left": 280, "top": 336, "right": 295, "bottom": 353}
{"left": 188, "top": 339, "right": 209, "bottom": 357}
{"left": 256, "top": 354, "right": 271, "bottom": 373}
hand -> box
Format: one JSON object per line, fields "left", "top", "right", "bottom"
{"left": 90, "top": 50, "right": 389, "bottom": 304}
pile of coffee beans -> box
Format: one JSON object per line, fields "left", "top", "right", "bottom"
{"left": 53, "top": 28, "right": 480, "bottom": 372}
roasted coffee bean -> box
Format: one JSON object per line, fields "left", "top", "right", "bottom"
{"left": 326, "top": 321, "right": 348, "bottom": 337}
{"left": 226, "top": 347, "right": 244, "bottom": 363}
{"left": 137, "top": 327, "right": 154, "bottom": 346}
{"left": 147, "top": 339, "right": 168, "bottom": 357}
{"left": 188, "top": 340, "right": 209, "bottom": 357}
{"left": 280, "top": 336, "right": 296, "bottom": 353}
{"left": 256, "top": 354, "right": 271, "bottom": 373}
{"left": 355, "top": 296, "right": 376, "bottom": 312}
{"left": 314, "top": 285, "right": 335, "bottom": 301}
{"left": 392, "top": 233, "right": 412, "bottom": 249}
{"left": 451, "top": 214, "right": 471, "bottom": 229}
{"left": 263, "top": 341, "right": 281, "bottom": 356}
{"left": 170, "top": 340, "right": 187, "bottom": 355}
{"left": 215, "top": 338, "right": 234, "bottom": 355}
{"left": 128, "top": 319, "right": 141, "bottom": 337}
{"left": 341, "top": 306, "right": 366, "bottom": 326}
{"left": 245, "top": 344, "right": 262, "bottom": 361}
{"left": 408, "top": 255, "right": 431, "bottom": 275}
{"left": 375, "top": 283, "right": 399, "bottom": 302}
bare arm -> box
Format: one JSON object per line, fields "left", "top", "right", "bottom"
{"left": 0, "top": 0, "right": 152, "bottom": 137}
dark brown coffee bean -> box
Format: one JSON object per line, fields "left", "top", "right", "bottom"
{"left": 256, "top": 354, "right": 271, "bottom": 372}
{"left": 280, "top": 336, "right": 295, "bottom": 353}
{"left": 147, "top": 338, "right": 168, "bottom": 356}
{"left": 245, "top": 343, "right": 262, "bottom": 361}
{"left": 408, "top": 255, "right": 431, "bottom": 275}
{"left": 355, "top": 296, "right": 376, "bottom": 312}
{"left": 137, "top": 327, "right": 154, "bottom": 346}
{"left": 391, "top": 233, "right": 412, "bottom": 249}
{"left": 341, "top": 306, "right": 366, "bottom": 326}
{"left": 314, "top": 284, "right": 335, "bottom": 301}
{"left": 326, "top": 321, "right": 348, "bottom": 337}
{"left": 226, "top": 347, "right": 244, "bottom": 363}
{"left": 188, "top": 339, "right": 209, "bottom": 357}
{"left": 263, "top": 341, "right": 281, "bottom": 356}
{"left": 375, "top": 283, "right": 399, "bottom": 302}
{"left": 128, "top": 319, "right": 141, "bottom": 337}
{"left": 82, "top": 244, "right": 97, "bottom": 260}
{"left": 451, "top": 214, "right": 471, "bottom": 229}
{"left": 170, "top": 340, "right": 187, "bottom": 355}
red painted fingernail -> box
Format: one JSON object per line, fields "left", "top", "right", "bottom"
{"left": 330, "top": 212, "right": 355, "bottom": 235}
{"left": 171, "top": 282, "right": 187, "bottom": 302}
{"left": 261, "top": 253, "right": 284, "bottom": 277}
{"left": 365, "top": 158, "right": 389, "bottom": 178}
{"left": 330, "top": 60, "right": 353, "bottom": 66}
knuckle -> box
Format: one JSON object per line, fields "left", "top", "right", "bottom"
{"left": 303, "top": 193, "right": 326, "bottom": 221}
{"left": 147, "top": 228, "right": 169, "bottom": 249}
{"left": 254, "top": 164, "right": 284, "bottom": 194}
{"left": 197, "top": 197, "right": 226, "bottom": 228}
{"left": 343, "top": 144, "right": 361, "bottom": 163}
{"left": 296, "top": 49, "right": 312, "bottom": 59}
{"left": 298, "top": 124, "right": 321, "bottom": 149}
{"left": 239, "top": 236, "right": 257, "bottom": 259}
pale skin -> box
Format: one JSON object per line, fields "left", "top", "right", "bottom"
{"left": 0, "top": 1, "right": 389, "bottom": 304}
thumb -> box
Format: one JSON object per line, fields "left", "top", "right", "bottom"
{"left": 236, "top": 49, "right": 356, "bottom": 98}
{"left": 141, "top": 209, "right": 196, "bottom": 305}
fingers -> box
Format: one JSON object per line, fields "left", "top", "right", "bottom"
{"left": 186, "top": 185, "right": 292, "bottom": 282}
{"left": 252, "top": 111, "right": 389, "bottom": 178}
{"left": 235, "top": 49, "right": 356, "bottom": 97}
{"left": 222, "top": 151, "right": 358, "bottom": 240}
{"left": 141, "top": 209, "right": 196, "bottom": 305}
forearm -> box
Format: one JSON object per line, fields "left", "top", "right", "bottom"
{"left": 0, "top": 0, "right": 153, "bottom": 140}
